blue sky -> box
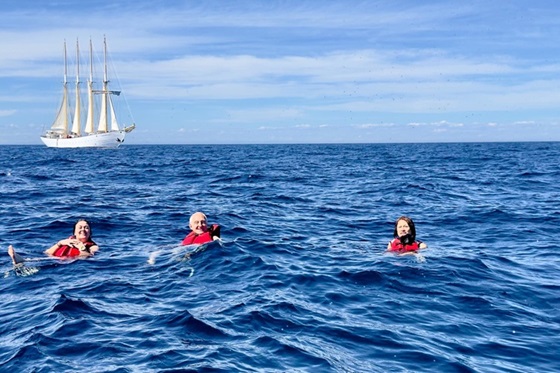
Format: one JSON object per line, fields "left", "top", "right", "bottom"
{"left": 1, "top": 0, "right": 559, "bottom": 145}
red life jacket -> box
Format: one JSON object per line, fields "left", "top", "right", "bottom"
{"left": 52, "top": 237, "right": 97, "bottom": 257}
{"left": 389, "top": 238, "right": 420, "bottom": 253}
{"left": 181, "top": 224, "right": 220, "bottom": 245}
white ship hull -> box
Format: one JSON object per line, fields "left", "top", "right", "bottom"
{"left": 40, "top": 131, "right": 126, "bottom": 148}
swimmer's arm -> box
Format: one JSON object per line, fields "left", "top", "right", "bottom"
{"left": 45, "top": 240, "right": 66, "bottom": 255}
{"left": 78, "top": 244, "right": 99, "bottom": 257}
{"left": 87, "top": 245, "right": 99, "bottom": 255}
{"left": 210, "top": 225, "right": 221, "bottom": 241}
{"left": 45, "top": 238, "right": 77, "bottom": 254}
{"left": 419, "top": 242, "right": 427, "bottom": 249}
{"left": 44, "top": 239, "right": 98, "bottom": 256}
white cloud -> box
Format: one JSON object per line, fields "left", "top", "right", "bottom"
{"left": 0, "top": 110, "right": 16, "bottom": 117}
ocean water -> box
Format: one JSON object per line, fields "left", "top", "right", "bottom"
{"left": 0, "top": 142, "right": 558, "bottom": 372}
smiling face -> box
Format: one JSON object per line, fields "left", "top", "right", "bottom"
{"left": 189, "top": 212, "right": 209, "bottom": 235}
{"left": 74, "top": 220, "right": 92, "bottom": 242}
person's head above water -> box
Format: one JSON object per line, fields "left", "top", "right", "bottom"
{"left": 181, "top": 211, "right": 220, "bottom": 246}
{"left": 392, "top": 216, "right": 417, "bottom": 241}
{"left": 189, "top": 212, "right": 209, "bottom": 235}
{"left": 73, "top": 219, "right": 93, "bottom": 242}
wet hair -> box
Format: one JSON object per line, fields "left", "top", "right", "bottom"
{"left": 73, "top": 219, "right": 93, "bottom": 238}
{"left": 393, "top": 216, "right": 416, "bottom": 240}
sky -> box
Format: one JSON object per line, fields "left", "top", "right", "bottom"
{"left": 1, "top": 0, "right": 560, "bottom": 145}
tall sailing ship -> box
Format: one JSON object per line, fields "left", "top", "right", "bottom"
{"left": 41, "top": 37, "right": 135, "bottom": 148}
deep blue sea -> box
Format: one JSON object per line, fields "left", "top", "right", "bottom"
{"left": 0, "top": 142, "right": 559, "bottom": 372}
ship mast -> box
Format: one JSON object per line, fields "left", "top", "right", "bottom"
{"left": 85, "top": 39, "right": 95, "bottom": 134}
{"left": 62, "top": 40, "right": 69, "bottom": 134}
{"left": 97, "top": 36, "right": 109, "bottom": 132}
{"left": 71, "top": 39, "right": 81, "bottom": 135}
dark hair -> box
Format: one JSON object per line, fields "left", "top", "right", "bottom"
{"left": 73, "top": 219, "right": 93, "bottom": 238}
{"left": 393, "top": 216, "right": 416, "bottom": 240}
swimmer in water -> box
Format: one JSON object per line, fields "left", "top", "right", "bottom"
{"left": 181, "top": 212, "right": 220, "bottom": 245}
{"left": 387, "top": 216, "right": 427, "bottom": 255}
{"left": 7, "top": 219, "right": 99, "bottom": 265}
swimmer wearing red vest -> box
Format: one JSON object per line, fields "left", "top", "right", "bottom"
{"left": 181, "top": 212, "right": 220, "bottom": 245}
{"left": 45, "top": 219, "right": 99, "bottom": 258}
{"left": 387, "top": 216, "right": 427, "bottom": 255}
{"left": 7, "top": 219, "right": 99, "bottom": 267}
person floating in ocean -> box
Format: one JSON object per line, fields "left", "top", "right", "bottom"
{"left": 147, "top": 212, "right": 220, "bottom": 265}
{"left": 8, "top": 219, "right": 99, "bottom": 266}
{"left": 181, "top": 212, "right": 220, "bottom": 245}
{"left": 387, "top": 216, "right": 427, "bottom": 255}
